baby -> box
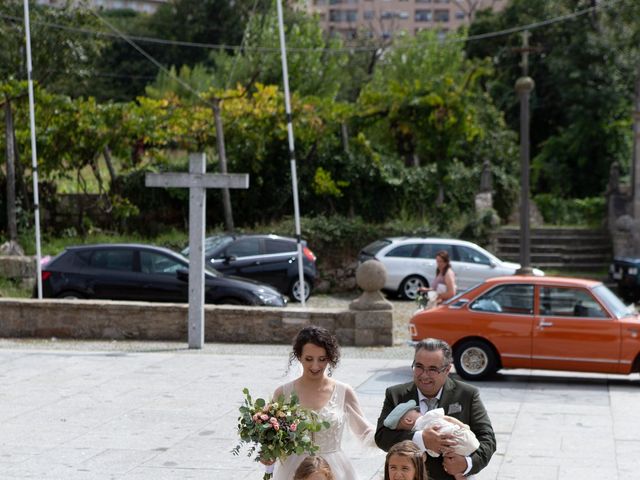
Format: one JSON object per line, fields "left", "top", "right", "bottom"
{"left": 384, "top": 400, "right": 479, "bottom": 479}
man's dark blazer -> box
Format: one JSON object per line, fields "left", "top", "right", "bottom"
{"left": 375, "top": 377, "right": 496, "bottom": 480}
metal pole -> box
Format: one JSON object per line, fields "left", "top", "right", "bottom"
{"left": 188, "top": 153, "right": 206, "bottom": 349}
{"left": 276, "top": 0, "right": 306, "bottom": 305}
{"left": 23, "top": 0, "right": 43, "bottom": 298}
{"left": 515, "top": 76, "right": 534, "bottom": 275}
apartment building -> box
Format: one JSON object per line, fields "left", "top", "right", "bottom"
{"left": 304, "top": 0, "right": 505, "bottom": 39}
{"left": 36, "top": 0, "right": 168, "bottom": 14}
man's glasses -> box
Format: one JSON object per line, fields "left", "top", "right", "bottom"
{"left": 412, "top": 363, "right": 449, "bottom": 375}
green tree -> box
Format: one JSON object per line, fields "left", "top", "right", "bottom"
{"left": 1, "top": 1, "right": 104, "bottom": 242}
{"left": 91, "top": 0, "right": 271, "bottom": 101}
{"left": 210, "top": 3, "right": 347, "bottom": 98}
{"left": 355, "top": 30, "right": 518, "bottom": 222}
{"left": 466, "top": 0, "right": 636, "bottom": 198}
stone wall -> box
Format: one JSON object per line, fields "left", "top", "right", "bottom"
{"left": 0, "top": 298, "right": 393, "bottom": 346}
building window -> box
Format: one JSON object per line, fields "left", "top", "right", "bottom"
{"left": 415, "top": 9, "right": 432, "bottom": 22}
{"left": 433, "top": 0, "right": 450, "bottom": 3}
{"left": 314, "top": 0, "right": 327, "bottom": 5}
{"left": 329, "top": 9, "right": 358, "bottom": 22}
{"left": 455, "top": 11, "right": 466, "bottom": 20}
{"left": 381, "top": 10, "right": 409, "bottom": 19}
{"left": 415, "top": 0, "right": 432, "bottom": 3}
{"left": 363, "top": 10, "right": 375, "bottom": 20}
{"left": 434, "top": 9, "right": 449, "bottom": 22}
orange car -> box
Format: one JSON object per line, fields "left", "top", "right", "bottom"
{"left": 409, "top": 276, "right": 640, "bottom": 380}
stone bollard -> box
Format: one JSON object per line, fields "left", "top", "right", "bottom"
{"left": 349, "top": 260, "right": 393, "bottom": 346}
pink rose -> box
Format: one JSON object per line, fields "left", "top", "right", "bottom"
{"left": 261, "top": 414, "right": 269, "bottom": 421}
{"left": 269, "top": 417, "right": 278, "bottom": 424}
{"left": 273, "top": 423, "right": 280, "bottom": 431}
{"left": 289, "top": 423, "right": 297, "bottom": 432}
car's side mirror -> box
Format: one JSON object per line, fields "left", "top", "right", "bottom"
{"left": 176, "top": 268, "right": 189, "bottom": 282}
{"left": 489, "top": 260, "right": 497, "bottom": 268}
{"left": 224, "top": 255, "right": 237, "bottom": 264}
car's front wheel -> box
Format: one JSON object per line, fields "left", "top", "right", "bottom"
{"left": 289, "top": 277, "right": 312, "bottom": 302}
{"left": 399, "top": 275, "right": 427, "bottom": 300}
{"left": 453, "top": 340, "right": 498, "bottom": 380}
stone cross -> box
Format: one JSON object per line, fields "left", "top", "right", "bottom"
{"left": 145, "top": 152, "right": 249, "bottom": 349}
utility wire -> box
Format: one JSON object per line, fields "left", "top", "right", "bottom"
{"left": 88, "top": 9, "right": 215, "bottom": 107}
{"left": 0, "top": 0, "right": 629, "bottom": 54}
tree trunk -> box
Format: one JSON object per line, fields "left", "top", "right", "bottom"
{"left": 633, "top": 67, "right": 640, "bottom": 218}
{"left": 212, "top": 98, "right": 234, "bottom": 232}
{"left": 4, "top": 98, "right": 18, "bottom": 242}
{"left": 103, "top": 145, "right": 117, "bottom": 186}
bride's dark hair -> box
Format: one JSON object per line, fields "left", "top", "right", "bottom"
{"left": 289, "top": 325, "right": 341, "bottom": 371}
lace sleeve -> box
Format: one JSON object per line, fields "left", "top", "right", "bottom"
{"left": 343, "top": 383, "right": 376, "bottom": 447}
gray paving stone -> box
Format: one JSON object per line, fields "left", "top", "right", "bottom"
{"left": 0, "top": 341, "right": 637, "bottom": 480}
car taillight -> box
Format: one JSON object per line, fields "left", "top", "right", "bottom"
{"left": 41, "top": 271, "right": 51, "bottom": 281}
{"left": 303, "top": 246, "right": 316, "bottom": 262}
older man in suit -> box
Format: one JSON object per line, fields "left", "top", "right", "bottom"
{"left": 375, "top": 338, "right": 496, "bottom": 479}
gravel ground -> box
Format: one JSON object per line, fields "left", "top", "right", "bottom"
{"left": 306, "top": 291, "right": 418, "bottom": 346}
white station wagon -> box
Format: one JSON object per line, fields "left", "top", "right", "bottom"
{"left": 358, "top": 237, "right": 544, "bottom": 300}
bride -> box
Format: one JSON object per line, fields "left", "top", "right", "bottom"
{"left": 267, "top": 325, "right": 375, "bottom": 480}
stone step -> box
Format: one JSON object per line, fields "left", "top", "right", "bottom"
{"left": 497, "top": 235, "right": 611, "bottom": 245}
{"left": 498, "top": 244, "right": 612, "bottom": 254}
{"left": 495, "top": 226, "right": 612, "bottom": 272}
{"left": 499, "top": 227, "right": 609, "bottom": 237}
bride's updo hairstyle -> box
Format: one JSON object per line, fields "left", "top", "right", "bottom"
{"left": 289, "top": 325, "right": 341, "bottom": 371}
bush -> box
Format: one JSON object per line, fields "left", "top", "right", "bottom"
{"left": 533, "top": 194, "right": 605, "bottom": 226}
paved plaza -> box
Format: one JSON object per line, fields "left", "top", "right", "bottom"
{"left": 0, "top": 339, "right": 639, "bottom": 479}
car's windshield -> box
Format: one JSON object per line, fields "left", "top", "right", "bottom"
{"left": 443, "top": 284, "right": 477, "bottom": 304}
{"left": 181, "top": 235, "right": 235, "bottom": 256}
{"left": 361, "top": 239, "right": 392, "bottom": 256}
{"left": 593, "top": 284, "right": 635, "bottom": 318}
{"left": 171, "top": 251, "right": 221, "bottom": 277}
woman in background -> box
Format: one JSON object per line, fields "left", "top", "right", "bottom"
{"left": 419, "top": 250, "right": 457, "bottom": 305}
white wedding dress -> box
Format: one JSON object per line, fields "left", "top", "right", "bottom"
{"left": 272, "top": 380, "right": 375, "bottom": 480}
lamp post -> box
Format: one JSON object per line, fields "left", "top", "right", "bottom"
{"left": 513, "top": 31, "right": 537, "bottom": 275}
{"left": 515, "top": 76, "right": 534, "bottom": 274}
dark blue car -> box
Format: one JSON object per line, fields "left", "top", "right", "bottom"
{"left": 610, "top": 256, "right": 640, "bottom": 303}
{"left": 182, "top": 234, "right": 317, "bottom": 302}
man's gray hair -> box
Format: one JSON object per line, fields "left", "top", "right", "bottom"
{"left": 414, "top": 338, "right": 453, "bottom": 366}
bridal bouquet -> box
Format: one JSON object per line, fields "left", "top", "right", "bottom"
{"left": 233, "top": 388, "right": 329, "bottom": 479}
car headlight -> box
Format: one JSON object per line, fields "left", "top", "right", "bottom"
{"left": 255, "top": 291, "right": 286, "bottom": 306}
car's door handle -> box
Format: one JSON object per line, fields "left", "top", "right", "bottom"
{"left": 538, "top": 318, "right": 554, "bottom": 328}
{"left": 627, "top": 328, "right": 638, "bottom": 338}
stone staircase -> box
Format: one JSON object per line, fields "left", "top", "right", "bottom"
{"left": 495, "top": 227, "right": 613, "bottom": 273}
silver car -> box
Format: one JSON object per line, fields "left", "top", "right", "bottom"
{"left": 358, "top": 237, "right": 544, "bottom": 300}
